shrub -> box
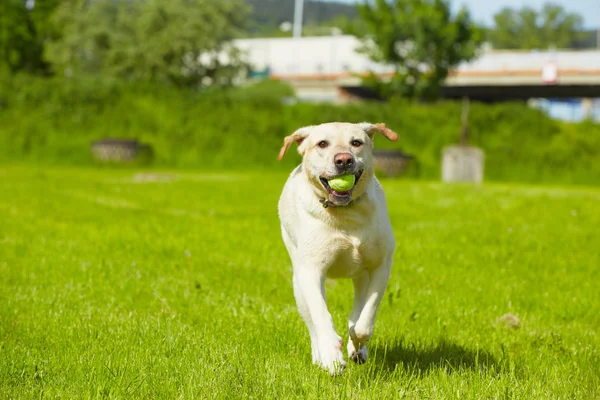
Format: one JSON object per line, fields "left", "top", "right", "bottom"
{"left": 0, "top": 75, "right": 598, "bottom": 185}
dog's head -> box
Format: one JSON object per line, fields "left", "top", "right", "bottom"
{"left": 278, "top": 122, "right": 399, "bottom": 206}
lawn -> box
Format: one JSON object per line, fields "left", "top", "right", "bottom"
{"left": 1, "top": 166, "right": 599, "bottom": 399}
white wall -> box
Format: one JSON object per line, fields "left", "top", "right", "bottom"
{"left": 234, "top": 36, "right": 600, "bottom": 79}
{"left": 234, "top": 36, "right": 395, "bottom": 76}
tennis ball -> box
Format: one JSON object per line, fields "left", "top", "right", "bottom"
{"left": 328, "top": 174, "right": 355, "bottom": 192}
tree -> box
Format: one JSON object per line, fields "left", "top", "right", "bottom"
{"left": 353, "top": 0, "right": 482, "bottom": 100}
{"left": 0, "top": 0, "right": 60, "bottom": 75}
{"left": 46, "top": 0, "right": 249, "bottom": 88}
{"left": 245, "top": 0, "right": 357, "bottom": 37}
{"left": 489, "top": 3, "right": 585, "bottom": 50}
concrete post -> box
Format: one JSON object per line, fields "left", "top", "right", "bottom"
{"left": 442, "top": 145, "right": 485, "bottom": 183}
{"left": 582, "top": 98, "right": 593, "bottom": 120}
{"left": 293, "top": 0, "right": 304, "bottom": 38}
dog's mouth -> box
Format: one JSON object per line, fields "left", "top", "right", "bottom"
{"left": 319, "top": 170, "right": 363, "bottom": 205}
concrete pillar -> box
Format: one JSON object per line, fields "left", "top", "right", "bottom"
{"left": 442, "top": 145, "right": 485, "bottom": 183}
{"left": 582, "top": 98, "right": 593, "bottom": 120}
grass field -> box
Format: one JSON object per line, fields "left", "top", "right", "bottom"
{"left": 1, "top": 166, "right": 599, "bottom": 399}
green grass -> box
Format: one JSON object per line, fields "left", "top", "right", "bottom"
{"left": 1, "top": 166, "right": 599, "bottom": 398}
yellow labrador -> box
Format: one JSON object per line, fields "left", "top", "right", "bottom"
{"left": 277, "top": 122, "right": 398, "bottom": 375}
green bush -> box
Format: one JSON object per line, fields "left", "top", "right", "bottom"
{"left": 0, "top": 75, "right": 598, "bottom": 185}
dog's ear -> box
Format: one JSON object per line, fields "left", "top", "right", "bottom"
{"left": 358, "top": 122, "right": 399, "bottom": 142}
{"left": 277, "top": 127, "right": 312, "bottom": 161}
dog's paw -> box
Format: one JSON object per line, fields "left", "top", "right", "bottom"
{"left": 311, "top": 342, "right": 320, "bottom": 365}
{"left": 347, "top": 338, "right": 368, "bottom": 364}
{"left": 349, "top": 323, "right": 373, "bottom": 345}
{"left": 316, "top": 335, "right": 346, "bottom": 375}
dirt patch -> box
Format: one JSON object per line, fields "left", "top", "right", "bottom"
{"left": 131, "top": 172, "right": 178, "bottom": 183}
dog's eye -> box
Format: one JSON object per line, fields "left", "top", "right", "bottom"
{"left": 351, "top": 140, "right": 363, "bottom": 147}
{"left": 318, "top": 141, "right": 329, "bottom": 149}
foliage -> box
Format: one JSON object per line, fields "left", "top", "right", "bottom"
{"left": 45, "top": 0, "right": 248, "bottom": 87}
{"left": 353, "top": 0, "right": 482, "bottom": 100}
{"left": 488, "top": 3, "right": 585, "bottom": 50}
{"left": 245, "top": 0, "right": 357, "bottom": 37}
{"left": 1, "top": 167, "right": 599, "bottom": 398}
{"left": 0, "top": 0, "right": 60, "bottom": 75}
{"left": 0, "top": 76, "right": 599, "bottom": 185}
{"left": 571, "top": 29, "right": 600, "bottom": 49}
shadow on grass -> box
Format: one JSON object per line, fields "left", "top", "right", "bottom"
{"left": 369, "top": 337, "right": 505, "bottom": 377}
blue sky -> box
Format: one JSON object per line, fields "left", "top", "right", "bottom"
{"left": 338, "top": 0, "right": 600, "bottom": 29}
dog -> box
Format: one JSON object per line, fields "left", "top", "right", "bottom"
{"left": 277, "top": 122, "right": 398, "bottom": 375}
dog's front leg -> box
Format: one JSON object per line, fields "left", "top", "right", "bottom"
{"left": 347, "top": 271, "right": 369, "bottom": 363}
{"left": 292, "top": 274, "right": 319, "bottom": 364}
{"left": 349, "top": 260, "right": 392, "bottom": 358}
{"left": 294, "top": 266, "right": 346, "bottom": 375}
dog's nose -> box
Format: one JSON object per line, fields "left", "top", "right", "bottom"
{"left": 334, "top": 153, "right": 354, "bottom": 168}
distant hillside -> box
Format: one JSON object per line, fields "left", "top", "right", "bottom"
{"left": 246, "top": 0, "right": 357, "bottom": 35}
{"left": 572, "top": 30, "right": 600, "bottom": 49}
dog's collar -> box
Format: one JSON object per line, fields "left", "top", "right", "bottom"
{"left": 319, "top": 198, "right": 339, "bottom": 208}
{"left": 319, "top": 196, "right": 360, "bottom": 209}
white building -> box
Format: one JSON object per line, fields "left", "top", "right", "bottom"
{"left": 234, "top": 35, "right": 600, "bottom": 121}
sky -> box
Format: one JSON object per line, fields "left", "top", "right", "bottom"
{"left": 338, "top": 0, "right": 600, "bottom": 29}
